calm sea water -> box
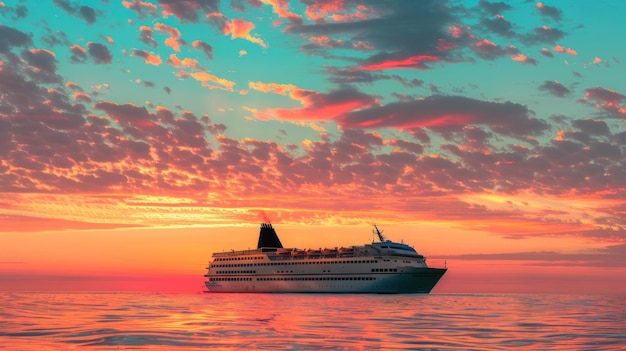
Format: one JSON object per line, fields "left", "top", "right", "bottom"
{"left": 1, "top": 292, "right": 625, "bottom": 350}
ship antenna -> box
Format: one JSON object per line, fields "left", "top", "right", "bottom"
{"left": 373, "top": 224, "right": 386, "bottom": 242}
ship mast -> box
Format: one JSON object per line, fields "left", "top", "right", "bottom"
{"left": 373, "top": 224, "right": 386, "bottom": 242}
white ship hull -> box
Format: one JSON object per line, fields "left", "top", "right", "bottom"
{"left": 204, "top": 224, "right": 447, "bottom": 294}
{"left": 205, "top": 266, "right": 446, "bottom": 293}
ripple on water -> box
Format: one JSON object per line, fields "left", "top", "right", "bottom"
{"left": 1, "top": 293, "right": 625, "bottom": 350}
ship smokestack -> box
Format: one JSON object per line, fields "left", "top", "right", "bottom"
{"left": 257, "top": 223, "right": 283, "bottom": 249}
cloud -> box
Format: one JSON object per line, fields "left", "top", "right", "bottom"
{"left": 157, "top": 0, "right": 219, "bottom": 23}
{"left": 138, "top": 26, "right": 158, "bottom": 48}
{"left": 192, "top": 40, "right": 213, "bottom": 59}
{"left": 131, "top": 49, "right": 162, "bottom": 66}
{"left": 260, "top": 87, "right": 379, "bottom": 121}
{"left": 87, "top": 42, "right": 112, "bottom": 64}
{"left": 21, "top": 49, "right": 60, "bottom": 84}
{"left": 553, "top": 45, "right": 577, "bottom": 56}
{"left": 524, "top": 26, "right": 566, "bottom": 44}
{"left": 69, "top": 44, "right": 87, "bottom": 63}
{"left": 122, "top": 0, "right": 158, "bottom": 19}
{"left": 338, "top": 95, "right": 548, "bottom": 139}
{"left": 154, "top": 23, "right": 185, "bottom": 52}
{"left": 52, "top": 0, "right": 97, "bottom": 24}
{"left": 223, "top": 18, "right": 268, "bottom": 48}
{"left": 0, "top": 24, "right": 32, "bottom": 53}
{"left": 1, "top": 0, "right": 624, "bottom": 247}
{"left": 539, "top": 80, "right": 571, "bottom": 98}
{"left": 539, "top": 47, "right": 554, "bottom": 58}
{"left": 177, "top": 70, "right": 235, "bottom": 91}
{"left": 259, "top": 0, "right": 302, "bottom": 25}
{"left": 446, "top": 245, "right": 626, "bottom": 267}
{"left": 248, "top": 81, "right": 299, "bottom": 95}
{"left": 477, "top": 0, "right": 512, "bottom": 15}
{"left": 0, "top": 3, "right": 28, "bottom": 20}
{"left": 290, "top": 0, "right": 459, "bottom": 70}
{"left": 474, "top": 38, "right": 505, "bottom": 60}
{"left": 167, "top": 54, "right": 199, "bottom": 69}
{"left": 480, "top": 15, "right": 515, "bottom": 38}
{"left": 581, "top": 87, "right": 626, "bottom": 119}
{"left": 536, "top": 2, "right": 562, "bottom": 22}
{"left": 572, "top": 118, "right": 610, "bottom": 136}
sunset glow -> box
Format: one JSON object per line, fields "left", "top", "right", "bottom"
{"left": 0, "top": 1, "right": 625, "bottom": 293}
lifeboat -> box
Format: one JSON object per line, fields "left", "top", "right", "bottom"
{"left": 277, "top": 248, "right": 291, "bottom": 255}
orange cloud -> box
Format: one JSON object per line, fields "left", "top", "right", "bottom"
{"left": 331, "top": 10, "right": 367, "bottom": 22}
{"left": 168, "top": 54, "right": 198, "bottom": 69}
{"left": 30, "top": 48, "right": 56, "bottom": 57}
{"left": 553, "top": 45, "right": 577, "bottom": 56}
{"left": 131, "top": 49, "right": 162, "bottom": 65}
{"left": 476, "top": 38, "right": 497, "bottom": 48}
{"left": 178, "top": 71, "right": 235, "bottom": 91}
{"left": 511, "top": 54, "right": 528, "bottom": 62}
{"left": 122, "top": 0, "right": 157, "bottom": 11}
{"left": 73, "top": 92, "right": 91, "bottom": 102}
{"left": 155, "top": 23, "right": 183, "bottom": 52}
{"left": 304, "top": 0, "right": 349, "bottom": 20}
{"left": 260, "top": 0, "right": 302, "bottom": 22}
{"left": 248, "top": 81, "right": 300, "bottom": 95}
{"left": 154, "top": 22, "right": 180, "bottom": 37}
{"left": 223, "top": 19, "right": 268, "bottom": 48}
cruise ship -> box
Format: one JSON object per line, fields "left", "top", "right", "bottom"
{"left": 204, "top": 223, "right": 447, "bottom": 293}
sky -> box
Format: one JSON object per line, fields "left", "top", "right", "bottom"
{"left": 0, "top": 0, "right": 625, "bottom": 294}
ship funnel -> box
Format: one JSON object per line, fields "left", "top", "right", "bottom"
{"left": 257, "top": 223, "right": 283, "bottom": 249}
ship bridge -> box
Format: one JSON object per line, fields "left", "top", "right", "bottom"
{"left": 372, "top": 241, "right": 421, "bottom": 257}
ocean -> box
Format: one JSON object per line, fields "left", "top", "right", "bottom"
{"left": 1, "top": 292, "right": 625, "bottom": 350}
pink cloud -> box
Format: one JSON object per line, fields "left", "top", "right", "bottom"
{"left": 360, "top": 54, "right": 441, "bottom": 71}
{"left": 582, "top": 87, "right": 626, "bottom": 118}
{"left": 259, "top": 88, "right": 379, "bottom": 121}
{"left": 304, "top": 0, "right": 351, "bottom": 20}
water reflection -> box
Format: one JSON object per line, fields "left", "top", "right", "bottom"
{"left": 1, "top": 293, "right": 625, "bottom": 350}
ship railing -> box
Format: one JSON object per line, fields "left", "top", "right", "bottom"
{"left": 265, "top": 249, "right": 376, "bottom": 261}
{"left": 212, "top": 248, "right": 266, "bottom": 257}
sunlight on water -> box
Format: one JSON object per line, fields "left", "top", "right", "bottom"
{"left": 1, "top": 293, "right": 625, "bottom": 350}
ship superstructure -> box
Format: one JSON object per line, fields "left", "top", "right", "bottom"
{"left": 204, "top": 223, "right": 446, "bottom": 293}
